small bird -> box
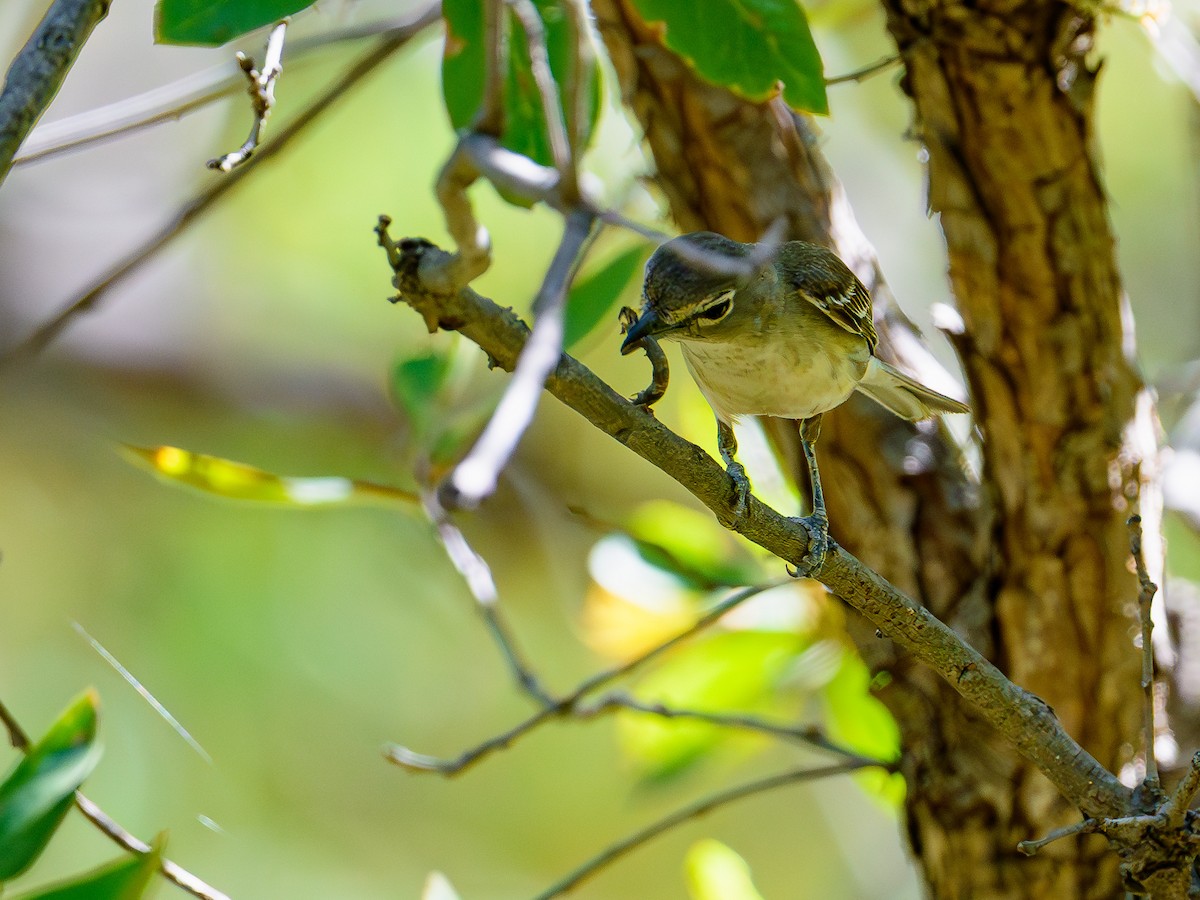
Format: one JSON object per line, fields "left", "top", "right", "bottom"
{"left": 620, "top": 231, "right": 968, "bottom": 574}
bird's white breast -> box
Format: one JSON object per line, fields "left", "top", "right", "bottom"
{"left": 677, "top": 331, "right": 869, "bottom": 424}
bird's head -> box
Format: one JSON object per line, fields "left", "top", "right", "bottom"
{"left": 620, "top": 232, "right": 757, "bottom": 354}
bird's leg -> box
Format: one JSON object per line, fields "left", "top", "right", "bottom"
{"left": 716, "top": 418, "right": 751, "bottom": 519}
{"left": 790, "top": 415, "right": 830, "bottom": 577}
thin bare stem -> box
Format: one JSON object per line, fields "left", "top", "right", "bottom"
{"left": 1161, "top": 750, "right": 1200, "bottom": 829}
{"left": 508, "top": 0, "right": 577, "bottom": 201}
{"left": 0, "top": 0, "right": 111, "bottom": 186}
{"left": 1017, "top": 818, "right": 1100, "bottom": 856}
{"left": 534, "top": 761, "right": 879, "bottom": 898}
{"left": 475, "top": 0, "right": 507, "bottom": 135}
{"left": 0, "top": 696, "right": 228, "bottom": 899}
{"left": 561, "top": 0, "right": 594, "bottom": 166}
{"left": 421, "top": 490, "right": 554, "bottom": 705}
{"left": 2, "top": 7, "right": 439, "bottom": 363}
{"left": 207, "top": 20, "right": 288, "bottom": 172}
{"left": 383, "top": 581, "right": 786, "bottom": 775}
{"left": 16, "top": 14, "right": 440, "bottom": 166}
{"left": 1129, "top": 514, "right": 1161, "bottom": 793}
{"left": 440, "top": 208, "right": 595, "bottom": 509}
{"left": 578, "top": 693, "right": 892, "bottom": 764}
{"left": 825, "top": 54, "right": 902, "bottom": 86}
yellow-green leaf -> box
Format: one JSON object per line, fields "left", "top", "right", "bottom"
{"left": 685, "top": 839, "right": 765, "bottom": 900}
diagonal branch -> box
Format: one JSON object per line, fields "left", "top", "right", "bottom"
{"left": 379, "top": 235, "right": 1133, "bottom": 820}
{"left": 0, "top": 0, "right": 111, "bottom": 187}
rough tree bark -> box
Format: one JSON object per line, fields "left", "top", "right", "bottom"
{"left": 592, "top": 0, "right": 1156, "bottom": 896}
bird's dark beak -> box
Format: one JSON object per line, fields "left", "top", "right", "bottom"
{"left": 620, "top": 308, "right": 665, "bottom": 355}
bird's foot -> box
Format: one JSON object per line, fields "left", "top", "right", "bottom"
{"left": 717, "top": 461, "right": 751, "bottom": 526}
{"left": 786, "top": 514, "right": 831, "bottom": 578}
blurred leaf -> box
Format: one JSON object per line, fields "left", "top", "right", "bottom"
{"left": 155, "top": 0, "right": 314, "bottom": 46}
{"left": 391, "top": 351, "right": 454, "bottom": 437}
{"left": 442, "top": 0, "right": 603, "bottom": 179}
{"left": 0, "top": 691, "right": 102, "bottom": 882}
{"left": 822, "top": 652, "right": 904, "bottom": 805}
{"left": 121, "top": 445, "right": 416, "bottom": 508}
{"left": 581, "top": 581, "right": 695, "bottom": 661}
{"left": 627, "top": 0, "right": 828, "bottom": 115}
{"left": 13, "top": 835, "right": 164, "bottom": 899}
{"left": 422, "top": 871, "right": 462, "bottom": 900}
{"left": 619, "top": 631, "right": 806, "bottom": 780}
{"left": 627, "top": 501, "right": 765, "bottom": 589}
{"left": 685, "top": 839, "right": 765, "bottom": 900}
{"left": 564, "top": 245, "right": 648, "bottom": 351}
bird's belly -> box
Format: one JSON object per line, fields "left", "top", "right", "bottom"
{"left": 679, "top": 337, "right": 866, "bottom": 423}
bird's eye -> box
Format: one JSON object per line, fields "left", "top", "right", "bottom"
{"left": 699, "top": 292, "right": 733, "bottom": 321}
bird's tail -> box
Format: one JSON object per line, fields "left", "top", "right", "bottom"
{"left": 855, "top": 358, "right": 969, "bottom": 421}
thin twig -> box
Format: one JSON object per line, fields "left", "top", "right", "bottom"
{"left": 533, "top": 761, "right": 879, "bottom": 898}
{"left": 1160, "top": 750, "right": 1200, "bottom": 829}
{"left": 824, "top": 54, "right": 902, "bottom": 86}
{"left": 207, "top": 20, "right": 288, "bottom": 172}
{"left": 421, "top": 489, "right": 554, "bottom": 704}
{"left": 383, "top": 581, "right": 786, "bottom": 775}
{"left": 1129, "top": 514, "right": 1161, "bottom": 794}
{"left": 1017, "top": 818, "right": 1101, "bottom": 856}
{"left": 475, "top": 0, "right": 507, "bottom": 136}
{"left": 577, "top": 693, "right": 892, "bottom": 765}
{"left": 1, "top": 5, "right": 439, "bottom": 364}
{"left": 561, "top": 0, "right": 595, "bottom": 169}
{"left": 0, "top": 696, "right": 228, "bottom": 899}
{"left": 508, "top": 0, "right": 577, "bottom": 202}
{"left": 440, "top": 208, "right": 595, "bottom": 509}
{"left": 16, "top": 14, "right": 441, "bottom": 166}
{"left": 0, "top": 0, "right": 111, "bottom": 186}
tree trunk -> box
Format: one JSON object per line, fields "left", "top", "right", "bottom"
{"left": 593, "top": 0, "right": 1157, "bottom": 895}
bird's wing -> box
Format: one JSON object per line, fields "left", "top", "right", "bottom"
{"left": 780, "top": 243, "right": 879, "bottom": 355}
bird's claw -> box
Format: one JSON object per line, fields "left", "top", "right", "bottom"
{"left": 720, "top": 461, "right": 751, "bottom": 525}
{"left": 786, "top": 514, "right": 830, "bottom": 578}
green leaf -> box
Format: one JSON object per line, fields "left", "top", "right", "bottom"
{"left": 13, "top": 835, "right": 164, "bottom": 899}
{"left": 390, "top": 352, "right": 453, "bottom": 438}
{"left": 822, "top": 652, "right": 904, "bottom": 805}
{"left": 564, "top": 245, "right": 648, "bottom": 351}
{"left": 155, "top": 0, "right": 315, "bottom": 46}
{"left": 442, "top": 0, "right": 604, "bottom": 177}
{"left": 626, "top": 0, "right": 827, "bottom": 115}
{"left": 685, "top": 840, "right": 765, "bottom": 900}
{"left": 619, "top": 631, "right": 806, "bottom": 780}
{"left": 0, "top": 691, "right": 103, "bottom": 882}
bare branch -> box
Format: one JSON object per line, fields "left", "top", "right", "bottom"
{"left": 0, "top": 0, "right": 111, "bottom": 187}
{"left": 1129, "top": 514, "right": 1162, "bottom": 795}
{"left": 1017, "top": 818, "right": 1101, "bottom": 856}
{"left": 0, "top": 6, "right": 440, "bottom": 364}
{"left": 474, "top": 0, "right": 506, "bottom": 135}
{"left": 1160, "top": 750, "right": 1200, "bottom": 829}
{"left": 439, "top": 209, "right": 595, "bottom": 509}
{"left": 207, "top": 20, "right": 288, "bottom": 172}
{"left": 0, "top": 696, "right": 229, "bottom": 900}
{"left": 577, "top": 693, "right": 893, "bottom": 766}
{"left": 380, "top": 237, "right": 1134, "bottom": 819}
{"left": 384, "top": 581, "right": 785, "bottom": 775}
{"left": 507, "top": 0, "right": 577, "bottom": 202}
{"left": 421, "top": 489, "right": 553, "bottom": 705}
{"left": 561, "top": 0, "right": 595, "bottom": 167}
{"left": 16, "top": 13, "right": 440, "bottom": 166}
{"left": 533, "top": 761, "right": 880, "bottom": 899}
{"left": 824, "top": 54, "right": 902, "bottom": 87}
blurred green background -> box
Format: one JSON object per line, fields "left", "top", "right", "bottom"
{"left": 1, "top": 0, "right": 1198, "bottom": 896}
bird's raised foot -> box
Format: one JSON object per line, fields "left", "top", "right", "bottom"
{"left": 786, "top": 514, "right": 831, "bottom": 578}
